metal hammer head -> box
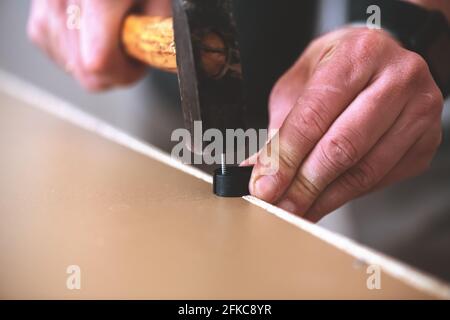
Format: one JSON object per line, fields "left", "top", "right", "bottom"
{"left": 172, "top": 0, "right": 248, "bottom": 155}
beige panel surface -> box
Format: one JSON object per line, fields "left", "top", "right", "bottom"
{"left": 0, "top": 88, "right": 444, "bottom": 299}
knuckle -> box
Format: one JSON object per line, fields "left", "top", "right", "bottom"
{"left": 290, "top": 172, "right": 321, "bottom": 200}
{"left": 316, "top": 41, "right": 340, "bottom": 66}
{"left": 404, "top": 51, "right": 429, "bottom": 79}
{"left": 302, "top": 100, "right": 328, "bottom": 133}
{"left": 343, "top": 160, "right": 377, "bottom": 191}
{"left": 428, "top": 86, "right": 445, "bottom": 115}
{"left": 292, "top": 96, "right": 329, "bottom": 142}
{"left": 278, "top": 145, "right": 299, "bottom": 173}
{"left": 350, "top": 29, "right": 386, "bottom": 61}
{"left": 320, "top": 130, "right": 360, "bottom": 170}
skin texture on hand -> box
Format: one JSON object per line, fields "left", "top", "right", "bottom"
{"left": 27, "top": 0, "right": 171, "bottom": 91}
{"left": 249, "top": 27, "right": 444, "bottom": 222}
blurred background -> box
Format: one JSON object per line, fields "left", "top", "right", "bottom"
{"left": 1, "top": 0, "right": 449, "bottom": 283}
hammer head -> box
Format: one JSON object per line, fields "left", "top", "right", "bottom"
{"left": 172, "top": 0, "right": 248, "bottom": 155}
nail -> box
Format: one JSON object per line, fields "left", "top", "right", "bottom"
{"left": 251, "top": 175, "right": 277, "bottom": 201}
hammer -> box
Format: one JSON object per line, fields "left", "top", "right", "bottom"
{"left": 122, "top": 0, "right": 252, "bottom": 196}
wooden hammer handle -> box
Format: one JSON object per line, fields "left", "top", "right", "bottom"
{"left": 122, "top": 15, "right": 232, "bottom": 78}
{"left": 122, "top": 15, "right": 177, "bottom": 73}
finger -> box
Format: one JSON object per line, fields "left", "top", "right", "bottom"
{"left": 267, "top": 54, "right": 310, "bottom": 132}
{"left": 28, "top": 0, "right": 68, "bottom": 67}
{"left": 304, "top": 89, "right": 443, "bottom": 222}
{"left": 27, "top": 0, "right": 48, "bottom": 47}
{"left": 276, "top": 58, "right": 423, "bottom": 215}
{"left": 305, "top": 126, "right": 441, "bottom": 223}
{"left": 249, "top": 37, "right": 381, "bottom": 203}
{"left": 267, "top": 29, "right": 347, "bottom": 132}
{"left": 63, "top": 1, "right": 84, "bottom": 73}
{"left": 374, "top": 126, "right": 442, "bottom": 190}
{"left": 79, "top": 0, "right": 145, "bottom": 89}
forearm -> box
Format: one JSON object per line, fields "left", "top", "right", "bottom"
{"left": 404, "top": 0, "right": 450, "bottom": 21}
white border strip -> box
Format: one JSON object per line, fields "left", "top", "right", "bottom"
{"left": 1, "top": 70, "right": 449, "bottom": 299}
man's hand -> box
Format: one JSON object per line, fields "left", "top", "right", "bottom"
{"left": 27, "top": 0, "right": 171, "bottom": 91}
{"left": 249, "top": 27, "right": 444, "bottom": 222}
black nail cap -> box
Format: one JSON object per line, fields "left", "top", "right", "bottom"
{"left": 213, "top": 166, "right": 254, "bottom": 197}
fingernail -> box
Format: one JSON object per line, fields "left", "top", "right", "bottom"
{"left": 278, "top": 199, "right": 298, "bottom": 214}
{"left": 251, "top": 175, "right": 277, "bottom": 201}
